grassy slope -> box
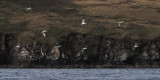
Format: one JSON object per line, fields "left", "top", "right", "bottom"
{"left": 0, "top": 0, "right": 160, "bottom": 44}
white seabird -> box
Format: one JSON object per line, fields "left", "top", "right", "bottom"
{"left": 81, "top": 19, "right": 86, "bottom": 26}
{"left": 26, "top": 7, "right": 32, "bottom": 12}
{"left": 15, "top": 43, "right": 21, "bottom": 51}
{"left": 16, "top": 43, "right": 21, "bottom": 48}
{"left": 54, "top": 45, "right": 62, "bottom": 48}
{"left": 118, "top": 21, "right": 124, "bottom": 28}
{"left": 133, "top": 43, "right": 139, "bottom": 50}
{"left": 82, "top": 47, "right": 87, "bottom": 52}
{"left": 42, "top": 30, "right": 47, "bottom": 37}
{"left": 134, "top": 43, "right": 139, "bottom": 48}
{"left": 34, "top": 42, "right": 36, "bottom": 47}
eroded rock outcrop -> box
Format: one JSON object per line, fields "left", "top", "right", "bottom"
{"left": 50, "top": 46, "right": 60, "bottom": 60}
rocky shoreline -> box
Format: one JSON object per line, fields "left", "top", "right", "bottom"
{"left": 0, "top": 32, "right": 160, "bottom": 68}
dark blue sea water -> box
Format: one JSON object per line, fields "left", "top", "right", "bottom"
{"left": 0, "top": 69, "right": 159, "bottom": 80}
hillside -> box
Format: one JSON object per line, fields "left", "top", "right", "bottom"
{"left": 0, "top": 0, "right": 160, "bottom": 67}
{"left": 1, "top": 0, "right": 160, "bottom": 44}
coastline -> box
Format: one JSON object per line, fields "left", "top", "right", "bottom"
{"left": 0, "top": 65, "right": 160, "bottom": 69}
{"left": 0, "top": 33, "right": 160, "bottom": 68}
{"left": 1, "top": 0, "right": 160, "bottom": 68}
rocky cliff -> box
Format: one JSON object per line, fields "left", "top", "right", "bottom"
{"left": 0, "top": 32, "right": 160, "bottom": 68}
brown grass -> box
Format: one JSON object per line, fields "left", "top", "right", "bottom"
{"left": 0, "top": 0, "right": 160, "bottom": 44}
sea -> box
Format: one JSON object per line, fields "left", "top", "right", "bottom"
{"left": 0, "top": 69, "right": 159, "bottom": 80}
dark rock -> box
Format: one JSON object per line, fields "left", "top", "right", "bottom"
{"left": 0, "top": 32, "right": 160, "bottom": 67}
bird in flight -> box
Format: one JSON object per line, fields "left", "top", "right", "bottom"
{"left": 26, "top": 7, "right": 32, "bottom": 12}
{"left": 118, "top": 21, "right": 124, "bottom": 28}
{"left": 16, "top": 43, "right": 21, "bottom": 48}
{"left": 81, "top": 19, "right": 86, "bottom": 26}
{"left": 42, "top": 30, "right": 47, "bottom": 37}
{"left": 82, "top": 47, "right": 87, "bottom": 52}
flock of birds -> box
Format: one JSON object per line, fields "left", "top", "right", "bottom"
{"left": 15, "top": 7, "right": 127, "bottom": 52}
{"left": 40, "top": 19, "right": 124, "bottom": 38}
{"left": 81, "top": 19, "right": 124, "bottom": 28}
{"left": 25, "top": 7, "right": 124, "bottom": 38}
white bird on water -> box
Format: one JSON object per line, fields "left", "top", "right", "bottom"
{"left": 26, "top": 7, "right": 32, "bottom": 12}
{"left": 81, "top": 19, "right": 86, "bottom": 26}
{"left": 118, "top": 21, "right": 124, "bottom": 28}
{"left": 42, "top": 30, "right": 47, "bottom": 37}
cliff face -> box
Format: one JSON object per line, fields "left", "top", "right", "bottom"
{"left": 0, "top": 33, "right": 17, "bottom": 65}
{"left": 59, "top": 33, "right": 160, "bottom": 66}
{"left": 0, "top": 32, "right": 160, "bottom": 67}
